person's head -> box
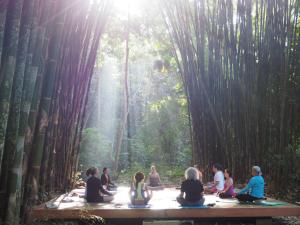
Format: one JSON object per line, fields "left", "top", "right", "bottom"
{"left": 134, "top": 172, "right": 145, "bottom": 184}
{"left": 185, "top": 167, "right": 199, "bottom": 181}
{"left": 88, "top": 167, "right": 99, "bottom": 176}
{"left": 194, "top": 164, "right": 201, "bottom": 172}
{"left": 151, "top": 165, "right": 156, "bottom": 173}
{"left": 252, "top": 166, "right": 262, "bottom": 176}
{"left": 224, "top": 168, "right": 231, "bottom": 179}
{"left": 212, "top": 163, "right": 222, "bottom": 173}
{"left": 103, "top": 167, "right": 108, "bottom": 174}
{"left": 86, "top": 168, "right": 92, "bottom": 177}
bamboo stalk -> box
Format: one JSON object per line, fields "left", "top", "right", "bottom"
{"left": 162, "top": 0, "right": 300, "bottom": 185}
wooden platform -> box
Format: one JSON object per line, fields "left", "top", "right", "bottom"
{"left": 31, "top": 187, "right": 300, "bottom": 220}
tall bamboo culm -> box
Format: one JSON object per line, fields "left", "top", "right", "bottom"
{"left": 163, "top": 0, "right": 300, "bottom": 191}
{"left": 0, "top": 0, "right": 111, "bottom": 224}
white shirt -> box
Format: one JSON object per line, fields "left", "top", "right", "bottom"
{"left": 214, "top": 171, "right": 225, "bottom": 191}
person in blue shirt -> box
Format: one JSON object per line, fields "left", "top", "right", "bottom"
{"left": 236, "top": 166, "right": 265, "bottom": 202}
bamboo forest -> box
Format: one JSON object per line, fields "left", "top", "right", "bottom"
{"left": 0, "top": 0, "right": 299, "bottom": 225}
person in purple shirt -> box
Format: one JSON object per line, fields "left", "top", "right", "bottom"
{"left": 219, "top": 168, "right": 235, "bottom": 198}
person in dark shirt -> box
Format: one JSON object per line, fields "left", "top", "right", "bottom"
{"left": 86, "top": 167, "right": 113, "bottom": 203}
{"left": 177, "top": 167, "right": 205, "bottom": 206}
{"left": 100, "top": 167, "right": 117, "bottom": 191}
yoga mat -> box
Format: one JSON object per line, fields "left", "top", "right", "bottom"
{"left": 216, "top": 199, "right": 239, "bottom": 203}
{"left": 180, "top": 205, "right": 208, "bottom": 208}
{"left": 128, "top": 204, "right": 152, "bottom": 208}
{"left": 255, "top": 201, "right": 287, "bottom": 206}
{"left": 239, "top": 201, "right": 287, "bottom": 206}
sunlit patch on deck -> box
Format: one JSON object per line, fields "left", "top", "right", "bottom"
{"left": 31, "top": 187, "right": 300, "bottom": 220}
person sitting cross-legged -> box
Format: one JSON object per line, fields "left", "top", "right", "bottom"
{"left": 177, "top": 167, "right": 205, "bottom": 206}
{"left": 130, "top": 172, "right": 153, "bottom": 205}
{"left": 148, "top": 165, "right": 162, "bottom": 187}
{"left": 86, "top": 167, "right": 114, "bottom": 203}
{"left": 219, "top": 168, "right": 235, "bottom": 198}
{"left": 205, "top": 163, "right": 225, "bottom": 194}
{"left": 236, "top": 166, "right": 265, "bottom": 203}
{"left": 101, "top": 167, "right": 117, "bottom": 191}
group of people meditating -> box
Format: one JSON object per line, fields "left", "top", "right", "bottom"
{"left": 84, "top": 164, "right": 265, "bottom": 206}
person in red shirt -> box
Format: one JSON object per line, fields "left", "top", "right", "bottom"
{"left": 100, "top": 167, "right": 117, "bottom": 190}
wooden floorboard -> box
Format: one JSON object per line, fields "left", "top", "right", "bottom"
{"left": 31, "top": 187, "right": 300, "bottom": 220}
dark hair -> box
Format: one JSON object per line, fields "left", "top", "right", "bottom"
{"left": 87, "top": 167, "right": 98, "bottom": 176}
{"left": 103, "top": 167, "right": 107, "bottom": 173}
{"left": 134, "top": 172, "right": 145, "bottom": 189}
{"left": 194, "top": 164, "right": 201, "bottom": 171}
{"left": 86, "top": 168, "right": 92, "bottom": 176}
{"left": 213, "top": 163, "right": 222, "bottom": 171}
{"left": 225, "top": 168, "right": 232, "bottom": 177}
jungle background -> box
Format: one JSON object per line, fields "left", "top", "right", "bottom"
{"left": 0, "top": 0, "right": 299, "bottom": 224}
{"left": 79, "top": 0, "right": 300, "bottom": 202}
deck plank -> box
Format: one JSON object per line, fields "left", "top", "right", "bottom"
{"left": 31, "top": 187, "right": 300, "bottom": 220}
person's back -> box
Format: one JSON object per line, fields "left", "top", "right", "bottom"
{"left": 86, "top": 176, "right": 102, "bottom": 202}
{"left": 177, "top": 167, "right": 205, "bottom": 206}
{"left": 181, "top": 179, "right": 203, "bottom": 202}
{"left": 131, "top": 172, "right": 152, "bottom": 205}
{"left": 134, "top": 182, "right": 145, "bottom": 201}
{"left": 86, "top": 167, "right": 113, "bottom": 203}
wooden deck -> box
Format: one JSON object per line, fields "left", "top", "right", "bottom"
{"left": 31, "top": 187, "right": 300, "bottom": 221}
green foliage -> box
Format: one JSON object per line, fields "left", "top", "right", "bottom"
{"left": 81, "top": 1, "right": 192, "bottom": 182}
{"left": 118, "top": 161, "right": 186, "bottom": 185}
{"left": 266, "top": 141, "right": 300, "bottom": 201}
{"left": 79, "top": 128, "right": 114, "bottom": 171}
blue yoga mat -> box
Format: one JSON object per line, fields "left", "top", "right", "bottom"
{"left": 255, "top": 201, "right": 287, "bottom": 206}
{"left": 240, "top": 201, "right": 287, "bottom": 206}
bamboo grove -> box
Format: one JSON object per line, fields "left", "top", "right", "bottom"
{"left": 163, "top": 0, "right": 300, "bottom": 191}
{"left": 0, "top": 0, "right": 111, "bottom": 224}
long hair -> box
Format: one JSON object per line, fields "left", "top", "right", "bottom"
{"left": 134, "top": 171, "right": 145, "bottom": 189}
{"left": 225, "top": 168, "right": 232, "bottom": 177}
{"left": 151, "top": 165, "right": 156, "bottom": 174}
